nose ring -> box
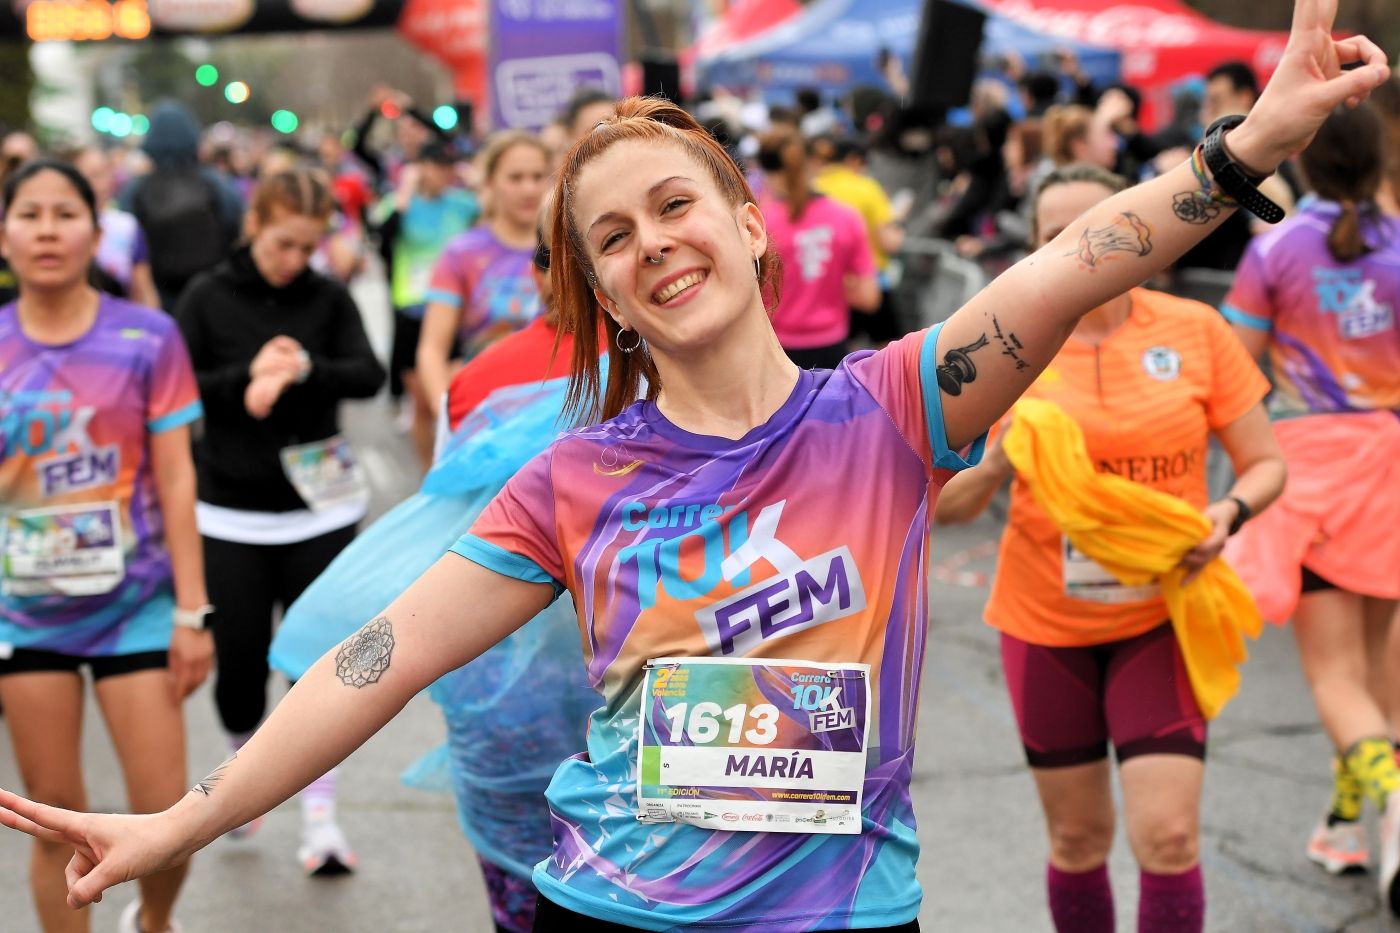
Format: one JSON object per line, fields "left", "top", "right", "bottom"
{"left": 647, "top": 253, "right": 664, "bottom": 265}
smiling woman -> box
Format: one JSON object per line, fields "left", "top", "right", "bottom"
{"left": 0, "top": 4, "right": 1390, "bottom": 930}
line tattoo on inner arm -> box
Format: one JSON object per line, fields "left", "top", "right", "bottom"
{"left": 936, "top": 334, "right": 989, "bottom": 396}
{"left": 192, "top": 753, "right": 236, "bottom": 796}
{"left": 1068, "top": 212, "right": 1154, "bottom": 268}
{"left": 991, "top": 315, "right": 1028, "bottom": 371}
{"left": 336, "top": 616, "right": 396, "bottom": 688}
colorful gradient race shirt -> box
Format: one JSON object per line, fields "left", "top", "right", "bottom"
{"left": 1223, "top": 199, "right": 1400, "bottom": 418}
{"left": 455, "top": 324, "right": 983, "bottom": 931}
{"left": 425, "top": 227, "right": 541, "bottom": 363}
{"left": 0, "top": 295, "right": 202, "bottom": 656}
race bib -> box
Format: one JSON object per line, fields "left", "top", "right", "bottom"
{"left": 3, "top": 502, "right": 125, "bottom": 597}
{"left": 637, "top": 657, "right": 870, "bottom": 835}
{"left": 280, "top": 436, "right": 370, "bottom": 512}
{"left": 1062, "top": 537, "right": 1158, "bottom": 604}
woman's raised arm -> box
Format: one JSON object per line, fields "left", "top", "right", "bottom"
{"left": 935, "top": 0, "right": 1388, "bottom": 449}
{"left": 0, "top": 554, "right": 553, "bottom": 910}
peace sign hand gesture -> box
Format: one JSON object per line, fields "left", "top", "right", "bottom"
{"left": 0, "top": 788, "right": 192, "bottom": 910}
{"left": 1228, "top": 0, "right": 1389, "bottom": 176}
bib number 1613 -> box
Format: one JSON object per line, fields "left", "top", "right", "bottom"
{"left": 661, "top": 701, "right": 779, "bottom": 745}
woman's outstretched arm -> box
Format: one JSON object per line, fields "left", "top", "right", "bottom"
{"left": 0, "top": 554, "right": 553, "bottom": 910}
{"left": 935, "top": 0, "right": 1388, "bottom": 450}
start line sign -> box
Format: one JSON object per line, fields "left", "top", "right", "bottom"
{"left": 490, "top": 0, "right": 622, "bottom": 130}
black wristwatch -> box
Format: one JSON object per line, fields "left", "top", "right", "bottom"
{"left": 1226, "top": 496, "right": 1252, "bottom": 536}
{"left": 1201, "top": 115, "right": 1285, "bottom": 224}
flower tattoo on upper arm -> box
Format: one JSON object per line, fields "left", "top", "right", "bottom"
{"left": 336, "top": 616, "right": 396, "bottom": 688}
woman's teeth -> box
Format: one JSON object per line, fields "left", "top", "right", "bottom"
{"left": 654, "top": 272, "right": 704, "bottom": 304}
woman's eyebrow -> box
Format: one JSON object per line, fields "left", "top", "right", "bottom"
{"left": 586, "top": 176, "right": 696, "bottom": 237}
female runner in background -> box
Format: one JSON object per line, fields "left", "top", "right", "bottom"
{"left": 936, "top": 164, "right": 1285, "bottom": 932}
{"left": 0, "top": 160, "right": 209, "bottom": 933}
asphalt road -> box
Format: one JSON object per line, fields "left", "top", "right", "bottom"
{"left": 1, "top": 271, "right": 1397, "bottom": 932}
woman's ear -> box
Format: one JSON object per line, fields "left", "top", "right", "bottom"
{"left": 593, "top": 285, "right": 626, "bottom": 330}
{"left": 740, "top": 201, "right": 768, "bottom": 264}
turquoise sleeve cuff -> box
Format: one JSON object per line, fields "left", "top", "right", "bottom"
{"left": 148, "top": 400, "right": 203, "bottom": 434}
{"left": 450, "top": 535, "right": 564, "bottom": 596}
{"left": 424, "top": 288, "right": 463, "bottom": 309}
{"left": 918, "top": 323, "right": 988, "bottom": 472}
{"left": 1221, "top": 303, "right": 1273, "bottom": 332}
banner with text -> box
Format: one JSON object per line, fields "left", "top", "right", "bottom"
{"left": 489, "top": 0, "right": 622, "bottom": 130}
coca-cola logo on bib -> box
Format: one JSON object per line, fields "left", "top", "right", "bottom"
{"left": 146, "top": 0, "right": 255, "bottom": 33}
{"left": 291, "top": 0, "right": 374, "bottom": 23}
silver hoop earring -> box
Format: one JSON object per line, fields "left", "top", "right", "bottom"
{"left": 754, "top": 256, "right": 762, "bottom": 280}
{"left": 616, "top": 329, "right": 643, "bottom": 353}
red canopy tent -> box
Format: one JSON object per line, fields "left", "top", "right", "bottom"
{"left": 979, "top": 0, "right": 1289, "bottom": 127}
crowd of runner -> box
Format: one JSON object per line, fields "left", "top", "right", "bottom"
{"left": 0, "top": 3, "right": 1396, "bottom": 930}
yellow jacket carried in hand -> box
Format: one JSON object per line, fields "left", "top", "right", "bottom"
{"left": 1002, "top": 397, "right": 1263, "bottom": 719}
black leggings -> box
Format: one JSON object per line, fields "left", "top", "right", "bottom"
{"left": 203, "top": 525, "right": 357, "bottom": 734}
{"left": 532, "top": 896, "right": 921, "bottom": 931}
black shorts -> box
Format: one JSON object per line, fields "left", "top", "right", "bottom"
{"left": 1300, "top": 565, "right": 1339, "bottom": 594}
{"left": 389, "top": 306, "right": 425, "bottom": 397}
{"left": 532, "top": 896, "right": 920, "bottom": 932}
{"left": 0, "top": 647, "right": 168, "bottom": 681}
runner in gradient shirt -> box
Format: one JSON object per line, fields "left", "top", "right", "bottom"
{"left": 0, "top": 159, "right": 210, "bottom": 933}
{"left": 1, "top": 17, "right": 1388, "bottom": 928}
{"left": 1222, "top": 103, "right": 1400, "bottom": 895}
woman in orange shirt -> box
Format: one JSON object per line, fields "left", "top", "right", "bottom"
{"left": 937, "top": 165, "right": 1286, "bottom": 932}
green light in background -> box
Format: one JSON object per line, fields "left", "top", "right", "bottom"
{"left": 270, "top": 110, "right": 299, "bottom": 134}
{"left": 91, "top": 106, "right": 114, "bottom": 133}
{"left": 195, "top": 64, "right": 219, "bottom": 87}
{"left": 109, "top": 113, "right": 134, "bottom": 138}
{"left": 432, "top": 105, "right": 458, "bottom": 131}
{"left": 224, "top": 81, "right": 250, "bottom": 105}
{"left": 132, "top": 114, "right": 150, "bottom": 136}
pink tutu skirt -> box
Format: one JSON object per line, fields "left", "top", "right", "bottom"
{"left": 1225, "top": 411, "right": 1400, "bottom": 623}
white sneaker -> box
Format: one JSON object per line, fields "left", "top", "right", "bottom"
{"left": 1381, "top": 791, "right": 1400, "bottom": 916}
{"left": 298, "top": 815, "right": 357, "bottom": 877}
{"left": 1306, "top": 819, "right": 1369, "bottom": 874}
{"left": 119, "top": 899, "right": 183, "bottom": 933}
{"left": 222, "top": 814, "right": 263, "bottom": 841}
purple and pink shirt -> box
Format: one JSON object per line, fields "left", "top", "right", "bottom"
{"left": 425, "top": 226, "right": 541, "bottom": 362}
{"left": 0, "top": 295, "right": 202, "bottom": 656}
{"left": 759, "top": 193, "right": 876, "bottom": 351}
{"left": 452, "top": 324, "right": 983, "bottom": 930}
{"left": 1223, "top": 199, "right": 1400, "bottom": 418}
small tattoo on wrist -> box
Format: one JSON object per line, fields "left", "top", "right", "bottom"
{"left": 1172, "top": 191, "right": 1221, "bottom": 225}
{"left": 336, "top": 616, "right": 396, "bottom": 688}
{"left": 192, "top": 753, "right": 236, "bottom": 797}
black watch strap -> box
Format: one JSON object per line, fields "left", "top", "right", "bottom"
{"left": 1226, "top": 496, "right": 1252, "bottom": 536}
{"left": 1202, "top": 115, "right": 1285, "bottom": 225}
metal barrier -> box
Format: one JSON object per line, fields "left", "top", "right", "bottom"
{"left": 894, "top": 237, "right": 991, "bottom": 332}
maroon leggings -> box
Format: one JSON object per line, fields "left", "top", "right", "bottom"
{"left": 1000, "top": 622, "right": 1206, "bottom": 768}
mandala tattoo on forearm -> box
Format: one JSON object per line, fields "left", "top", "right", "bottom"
{"left": 936, "top": 334, "right": 990, "bottom": 395}
{"left": 1069, "top": 212, "right": 1154, "bottom": 268}
{"left": 192, "top": 753, "right": 236, "bottom": 796}
{"left": 336, "top": 616, "right": 396, "bottom": 688}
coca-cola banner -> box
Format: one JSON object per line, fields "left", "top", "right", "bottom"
{"left": 3, "top": 0, "right": 406, "bottom": 37}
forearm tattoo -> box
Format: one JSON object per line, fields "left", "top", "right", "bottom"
{"left": 1069, "top": 212, "right": 1153, "bottom": 268}
{"left": 991, "top": 316, "right": 1028, "bottom": 371}
{"left": 936, "top": 334, "right": 989, "bottom": 395}
{"left": 192, "top": 753, "right": 236, "bottom": 796}
{"left": 1173, "top": 146, "right": 1229, "bottom": 225}
{"left": 336, "top": 616, "right": 396, "bottom": 688}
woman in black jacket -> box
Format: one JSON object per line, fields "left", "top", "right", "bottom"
{"left": 174, "top": 168, "right": 385, "bottom": 876}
